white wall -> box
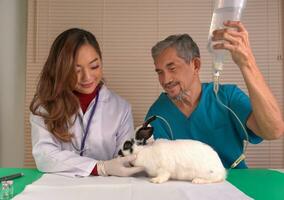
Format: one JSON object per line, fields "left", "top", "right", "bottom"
{"left": 0, "top": 0, "right": 26, "bottom": 167}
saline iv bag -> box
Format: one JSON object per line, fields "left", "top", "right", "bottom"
{"left": 208, "top": 0, "right": 247, "bottom": 92}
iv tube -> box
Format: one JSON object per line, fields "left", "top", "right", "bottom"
{"left": 209, "top": 0, "right": 248, "bottom": 168}
{"left": 212, "top": 49, "right": 248, "bottom": 169}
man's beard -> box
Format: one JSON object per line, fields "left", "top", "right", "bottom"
{"left": 164, "top": 81, "right": 192, "bottom": 105}
{"left": 172, "top": 90, "right": 192, "bottom": 105}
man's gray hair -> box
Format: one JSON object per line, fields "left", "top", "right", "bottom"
{"left": 151, "top": 34, "right": 200, "bottom": 63}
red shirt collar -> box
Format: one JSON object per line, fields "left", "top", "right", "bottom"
{"left": 74, "top": 85, "right": 100, "bottom": 114}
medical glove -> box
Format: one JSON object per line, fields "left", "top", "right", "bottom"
{"left": 97, "top": 154, "right": 144, "bottom": 177}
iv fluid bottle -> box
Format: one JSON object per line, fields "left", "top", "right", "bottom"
{"left": 208, "top": 0, "right": 247, "bottom": 71}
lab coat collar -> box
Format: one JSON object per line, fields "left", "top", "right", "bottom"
{"left": 77, "top": 84, "right": 110, "bottom": 116}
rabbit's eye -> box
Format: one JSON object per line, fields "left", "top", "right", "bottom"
{"left": 123, "top": 141, "right": 133, "bottom": 150}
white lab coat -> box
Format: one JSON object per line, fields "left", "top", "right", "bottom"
{"left": 31, "top": 85, "right": 134, "bottom": 177}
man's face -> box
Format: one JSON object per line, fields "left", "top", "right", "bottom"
{"left": 154, "top": 47, "right": 198, "bottom": 99}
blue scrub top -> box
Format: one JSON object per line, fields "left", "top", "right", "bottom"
{"left": 146, "top": 82, "right": 262, "bottom": 168}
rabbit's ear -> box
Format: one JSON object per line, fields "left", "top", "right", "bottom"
{"left": 135, "top": 126, "right": 154, "bottom": 144}
{"left": 146, "top": 135, "right": 155, "bottom": 145}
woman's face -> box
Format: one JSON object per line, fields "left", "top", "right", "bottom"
{"left": 74, "top": 44, "right": 103, "bottom": 94}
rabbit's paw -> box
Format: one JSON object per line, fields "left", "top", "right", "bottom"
{"left": 150, "top": 176, "right": 167, "bottom": 184}
{"left": 192, "top": 178, "right": 211, "bottom": 184}
{"left": 150, "top": 171, "right": 170, "bottom": 184}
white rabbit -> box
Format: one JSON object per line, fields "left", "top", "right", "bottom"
{"left": 119, "top": 138, "right": 226, "bottom": 184}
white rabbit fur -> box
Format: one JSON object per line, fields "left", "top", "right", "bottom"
{"left": 122, "top": 139, "right": 226, "bottom": 184}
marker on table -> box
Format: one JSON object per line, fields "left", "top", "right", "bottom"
{"left": 0, "top": 173, "right": 24, "bottom": 181}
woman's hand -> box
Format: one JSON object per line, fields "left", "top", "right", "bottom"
{"left": 97, "top": 155, "right": 144, "bottom": 177}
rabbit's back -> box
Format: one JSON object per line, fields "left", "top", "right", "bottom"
{"left": 135, "top": 139, "right": 226, "bottom": 183}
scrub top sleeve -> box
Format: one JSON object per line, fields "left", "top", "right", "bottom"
{"left": 115, "top": 104, "right": 135, "bottom": 156}
{"left": 228, "top": 86, "right": 262, "bottom": 144}
{"left": 30, "top": 113, "right": 97, "bottom": 177}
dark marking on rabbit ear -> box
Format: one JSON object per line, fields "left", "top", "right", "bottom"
{"left": 135, "top": 127, "right": 154, "bottom": 142}
{"left": 143, "top": 116, "right": 156, "bottom": 127}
